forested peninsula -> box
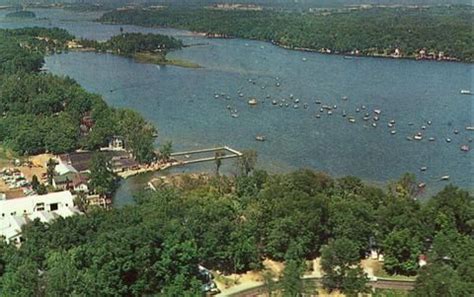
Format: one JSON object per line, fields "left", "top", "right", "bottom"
{"left": 0, "top": 27, "right": 157, "bottom": 163}
{"left": 78, "top": 33, "right": 201, "bottom": 68}
{"left": 100, "top": 5, "right": 474, "bottom": 62}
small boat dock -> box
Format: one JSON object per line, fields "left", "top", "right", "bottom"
{"left": 169, "top": 146, "right": 243, "bottom": 165}
{"left": 120, "top": 146, "right": 243, "bottom": 179}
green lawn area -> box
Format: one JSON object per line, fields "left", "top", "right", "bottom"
{"left": 0, "top": 145, "right": 16, "bottom": 168}
{"left": 133, "top": 52, "right": 201, "bottom": 68}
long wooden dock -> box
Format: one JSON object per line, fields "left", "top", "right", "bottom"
{"left": 169, "top": 146, "right": 243, "bottom": 166}
{"left": 169, "top": 146, "right": 243, "bottom": 157}
{"left": 120, "top": 146, "right": 243, "bottom": 179}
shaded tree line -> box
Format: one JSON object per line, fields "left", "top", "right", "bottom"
{"left": 80, "top": 32, "right": 183, "bottom": 57}
{"left": 0, "top": 28, "right": 157, "bottom": 163}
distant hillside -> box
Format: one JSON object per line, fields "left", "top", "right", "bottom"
{"left": 74, "top": 0, "right": 473, "bottom": 9}
{"left": 1, "top": 0, "right": 471, "bottom": 9}
{"left": 5, "top": 10, "right": 36, "bottom": 18}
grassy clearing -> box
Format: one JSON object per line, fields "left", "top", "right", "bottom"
{"left": 133, "top": 52, "right": 201, "bottom": 68}
{"left": 0, "top": 145, "right": 15, "bottom": 167}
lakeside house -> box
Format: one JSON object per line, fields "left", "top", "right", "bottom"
{"left": 0, "top": 191, "right": 81, "bottom": 244}
{"left": 57, "top": 150, "right": 138, "bottom": 174}
{"left": 52, "top": 172, "right": 89, "bottom": 192}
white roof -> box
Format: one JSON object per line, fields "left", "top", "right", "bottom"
{"left": 0, "top": 192, "right": 81, "bottom": 243}
{"left": 55, "top": 162, "right": 77, "bottom": 175}
{"left": 0, "top": 216, "right": 27, "bottom": 242}
{"left": 0, "top": 191, "right": 74, "bottom": 217}
{"left": 29, "top": 211, "right": 57, "bottom": 223}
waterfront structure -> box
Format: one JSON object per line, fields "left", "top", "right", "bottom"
{"left": 0, "top": 191, "right": 81, "bottom": 244}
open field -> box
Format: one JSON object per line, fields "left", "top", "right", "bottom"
{"left": 133, "top": 52, "right": 202, "bottom": 68}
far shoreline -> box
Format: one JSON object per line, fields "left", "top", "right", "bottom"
{"left": 98, "top": 22, "right": 469, "bottom": 65}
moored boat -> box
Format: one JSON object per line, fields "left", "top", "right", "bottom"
{"left": 248, "top": 98, "right": 258, "bottom": 106}
{"left": 460, "top": 89, "right": 471, "bottom": 95}
{"left": 255, "top": 135, "right": 266, "bottom": 142}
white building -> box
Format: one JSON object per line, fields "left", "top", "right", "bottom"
{"left": 0, "top": 191, "right": 81, "bottom": 244}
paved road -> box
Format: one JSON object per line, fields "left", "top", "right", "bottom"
{"left": 219, "top": 277, "right": 415, "bottom": 297}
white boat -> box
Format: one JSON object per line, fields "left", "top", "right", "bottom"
{"left": 372, "top": 123, "right": 377, "bottom": 127}
{"left": 255, "top": 135, "right": 266, "bottom": 142}
{"left": 302, "top": 57, "right": 307, "bottom": 61}
{"left": 414, "top": 134, "right": 423, "bottom": 140}
{"left": 391, "top": 130, "right": 397, "bottom": 135}
{"left": 460, "top": 89, "right": 471, "bottom": 95}
{"left": 440, "top": 175, "right": 450, "bottom": 181}
{"left": 248, "top": 98, "right": 258, "bottom": 106}
{"left": 460, "top": 145, "right": 470, "bottom": 152}
{"left": 446, "top": 138, "right": 452, "bottom": 143}
{"left": 231, "top": 113, "right": 239, "bottom": 118}
{"left": 466, "top": 126, "right": 474, "bottom": 131}
{"left": 428, "top": 137, "right": 436, "bottom": 141}
{"left": 348, "top": 117, "right": 356, "bottom": 123}
{"left": 374, "top": 109, "right": 382, "bottom": 115}
{"left": 420, "top": 166, "right": 427, "bottom": 171}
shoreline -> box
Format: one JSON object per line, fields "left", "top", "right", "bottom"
{"left": 69, "top": 48, "right": 202, "bottom": 69}
{"left": 179, "top": 30, "right": 468, "bottom": 64}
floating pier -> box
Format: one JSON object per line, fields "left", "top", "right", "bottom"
{"left": 168, "top": 146, "right": 243, "bottom": 166}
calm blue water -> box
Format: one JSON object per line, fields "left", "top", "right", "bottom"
{"left": 1, "top": 9, "right": 473, "bottom": 204}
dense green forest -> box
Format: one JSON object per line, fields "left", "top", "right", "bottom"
{"left": 0, "top": 28, "right": 157, "bottom": 162}
{"left": 100, "top": 5, "right": 474, "bottom": 62}
{"left": 79, "top": 33, "right": 199, "bottom": 67}
{"left": 0, "top": 170, "right": 472, "bottom": 295}
{"left": 80, "top": 32, "right": 183, "bottom": 56}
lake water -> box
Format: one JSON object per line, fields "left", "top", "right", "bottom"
{"left": 1, "top": 9, "right": 472, "bottom": 204}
